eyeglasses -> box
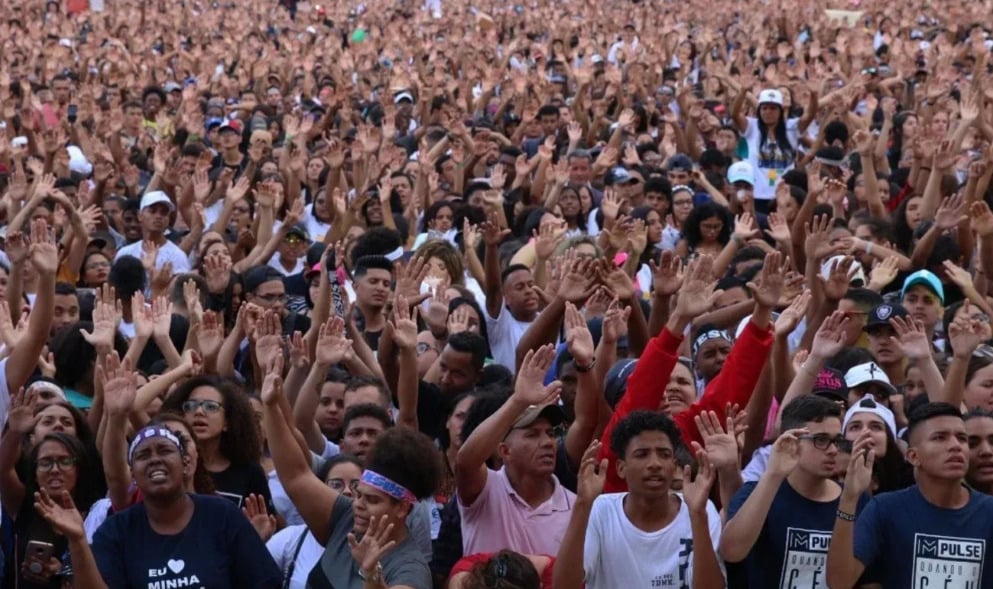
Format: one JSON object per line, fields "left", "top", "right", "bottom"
{"left": 284, "top": 235, "right": 305, "bottom": 245}
{"left": 700, "top": 222, "right": 723, "bottom": 232}
{"left": 85, "top": 261, "right": 111, "bottom": 270}
{"left": 673, "top": 199, "right": 693, "bottom": 207}
{"left": 182, "top": 400, "right": 224, "bottom": 414}
{"left": 798, "top": 434, "right": 846, "bottom": 450}
{"left": 328, "top": 478, "right": 360, "bottom": 492}
{"left": 37, "top": 457, "right": 78, "bottom": 472}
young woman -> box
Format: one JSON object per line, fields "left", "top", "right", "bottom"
{"left": 35, "top": 425, "right": 282, "bottom": 588}
{"left": 160, "top": 376, "right": 271, "bottom": 508}
{"left": 733, "top": 88, "right": 814, "bottom": 208}
{"left": 77, "top": 251, "right": 112, "bottom": 289}
{"left": 661, "top": 185, "right": 694, "bottom": 251}
{"left": 0, "top": 390, "right": 104, "bottom": 589}
{"left": 676, "top": 201, "right": 732, "bottom": 259}
{"left": 264, "top": 360, "right": 442, "bottom": 589}
{"left": 841, "top": 396, "right": 913, "bottom": 493}
{"left": 267, "top": 455, "right": 364, "bottom": 589}
{"left": 412, "top": 201, "right": 457, "bottom": 250}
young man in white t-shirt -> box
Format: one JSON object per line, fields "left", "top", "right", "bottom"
{"left": 555, "top": 411, "right": 724, "bottom": 589}
{"left": 480, "top": 216, "right": 539, "bottom": 370}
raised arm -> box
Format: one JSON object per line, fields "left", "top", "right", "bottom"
{"left": 554, "top": 441, "right": 605, "bottom": 589}
{"left": 455, "top": 345, "right": 562, "bottom": 507}
{"left": 6, "top": 219, "right": 58, "bottom": 393}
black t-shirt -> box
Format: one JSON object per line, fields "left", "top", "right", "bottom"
{"left": 92, "top": 494, "right": 281, "bottom": 589}
{"left": 414, "top": 381, "right": 450, "bottom": 442}
{"left": 209, "top": 462, "right": 272, "bottom": 510}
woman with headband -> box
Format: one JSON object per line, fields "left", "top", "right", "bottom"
{"left": 34, "top": 425, "right": 282, "bottom": 589}
{"left": 260, "top": 354, "right": 442, "bottom": 589}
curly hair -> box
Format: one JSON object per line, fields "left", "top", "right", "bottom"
{"left": 50, "top": 321, "right": 129, "bottom": 393}
{"left": 415, "top": 239, "right": 466, "bottom": 286}
{"left": 464, "top": 550, "right": 541, "bottom": 589}
{"left": 160, "top": 376, "right": 262, "bottom": 466}
{"left": 681, "top": 201, "right": 732, "bottom": 250}
{"left": 27, "top": 432, "right": 106, "bottom": 514}
{"left": 364, "top": 427, "right": 442, "bottom": 500}
{"left": 149, "top": 411, "right": 217, "bottom": 495}
{"left": 609, "top": 410, "right": 685, "bottom": 459}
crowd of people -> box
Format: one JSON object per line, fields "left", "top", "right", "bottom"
{"left": 2, "top": 0, "right": 993, "bottom": 586}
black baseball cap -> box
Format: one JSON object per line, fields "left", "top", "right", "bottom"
{"left": 865, "top": 303, "right": 908, "bottom": 332}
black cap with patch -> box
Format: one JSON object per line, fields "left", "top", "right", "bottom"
{"left": 865, "top": 303, "right": 909, "bottom": 332}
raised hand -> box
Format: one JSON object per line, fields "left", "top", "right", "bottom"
{"left": 842, "top": 430, "right": 876, "bottom": 498}
{"left": 203, "top": 253, "right": 233, "bottom": 294}
{"left": 819, "top": 255, "right": 857, "bottom": 302}
{"left": 564, "top": 302, "right": 595, "bottom": 366}
{"left": 682, "top": 448, "right": 717, "bottom": 514}
{"left": 80, "top": 296, "right": 119, "bottom": 350}
{"left": 33, "top": 490, "right": 86, "bottom": 542}
{"left": 765, "top": 212, "right": 791, "bottom": 243}
{"left": 804, "top": 215, "right": 843, "bottom": 262}
{"left": 601, "top": 298, "right": 631, "bottom": 344}
{"left": 971, "top": 202, "right": 993, "bottom": 237}
{"left": 888, "top": 316, "right": 932, "bottom": 361}
{"left": 650, "top": 250, "right": 683, "bottom": 297}
{"left": 348, "top": 515, "right": 399, "bottom": 577}
{"left": 196, "top": 311, "right": 224, "bottom": 360}
{"left": 948, "top": 300, "right": 987, "bottom": 359}
{"left": 596, "top": 259, "right": 637, "bottom": 302}
{"left": 390, "top": 294, "right": 420, "bottom": 351}
{"left": 935, "top": 193, "right": 968, "bottom": 230}
{"left": 99, "top": 352, "right": 137, "bottom": 417}
{"left": 692, "top": 410, "right": 740, "bottom": 470}
{"left": 28, "top": 219, "right": 59, "bottom": 275}
{"left": 394, "top": 257, "right": 430, "bottom": 306}
{"left": 774, "top": 288, "right": 811, "bottom": 337}
{"left": 254, "top": 311, "right": 285, "bottom": 369}
{"left": 480, "top": 211, "right": 510, "bottom": 246}
{"left": 868, "top": 256, "right": 900, "bottom": 291}
{"left": 674, "top": 255, "right": 721, "bottom": 318}
{"left": 810, "top": 310, "right": 850, "bottom": 360}
{"left": 151, "top": 296, "right": 173, "bottom": 340}
{"left": 746, "top": 251, "right": 790, "bottom": 308}
{"left": 7, "top": 387, "right": 37, "bottom": 435}
{"left": 259, "top": 351, "right": 285, "bottom": 406}
{"left": 766, "top": 428, "right": 808, "bottom": 478}
{"left": 513, "top": 345, "right": 563, "bottom": 406}
{"left": 242, "top": 493, "right": 277, "bottom": 541}
{"left": 733, "top": 212, "right": 761, "bottom": 241}
{"left": 576, "top": 440, "right": 608, "bottom": 504}
{"left": 557, "top": 257, "right": 597, "bottom": 304}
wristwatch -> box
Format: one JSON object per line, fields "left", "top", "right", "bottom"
{"left": 358, "top": 562, "right": 384, "bottom": 583}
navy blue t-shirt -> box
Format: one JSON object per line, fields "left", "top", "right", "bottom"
{"left": 92, "top": 494, "right": 281, "bottom": 589}
{"left": 727, "top": 480, "right": 867, "bottom": 588}
{"left": 854, "top": 485, "right": 993, "bottom": 588}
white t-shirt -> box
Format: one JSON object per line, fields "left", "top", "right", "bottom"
{"left": 584, "top": 493, "right": 724, "bottom": 589}
{"left": 743, "top": 116, "right": 802, "bottom": 201}
{"left": 303, "top": 204, "right": 332, "bottom": 243}
{"left": 266, "top": 524, "right": 324, "bottom": 589}
{"left": 115, "top": 239, "right": 191, "bottom": 273}
{"left": 484, "top": 304, "right": 533, "bottom": 371}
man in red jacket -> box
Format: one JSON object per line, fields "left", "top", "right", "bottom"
{"left": 598, "top": 252, "right": 787, "bottom": 493}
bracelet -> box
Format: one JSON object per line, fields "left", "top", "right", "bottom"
{"left": 865, "top": 241, "right": 873, "bottom": 256}
{"left": 836, "top": 509, "right": 857, "bottom": 522}
{"left": 358, "top": 562, "right": 383, "bottom": 582}
{"left": 575, "top": 358, "right": 596, "bottom": 373}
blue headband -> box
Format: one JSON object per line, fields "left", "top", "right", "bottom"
{"left": 128, "top": 426, "right": 182, "bottom": 465}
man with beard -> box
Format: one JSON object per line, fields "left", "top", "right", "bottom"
{"left": 114, "top": 191, "right": 190, "bottom": 273}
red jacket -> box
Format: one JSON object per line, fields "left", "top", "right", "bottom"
{"left": 598, "top": 320, "right": 774, "bottom": 493}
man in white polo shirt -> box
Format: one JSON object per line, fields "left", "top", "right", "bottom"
{"left": 114, "top": 191, "right": 191, "bottom": 273}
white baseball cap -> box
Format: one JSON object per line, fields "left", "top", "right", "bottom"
{"left": 757, "top": 88, "right": 784, "bottom": 107}
{"left": 727, "top": 161, "right": 755, "bottom": 185}
{"left": 139, "top": 190, "right": 175, "bottom": 211}
{"left": 844, "top": 362, "right": 897, "bottom": 397}
{"left": 843, "top": 394, "right": 898, "bottom": 438}
{"left": 820, "top": 255, "right": 866, "bottom": 286}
